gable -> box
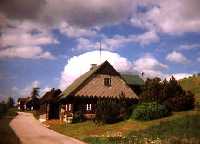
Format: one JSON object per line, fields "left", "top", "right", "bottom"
{"left": 96, "top": 61, "right": 119, "bottom": 76}
{"left": 60, "top": 60, "right": 138, "bottom": 100}
{"left": 73, "top": 74, "right": 138, "bottom": 99}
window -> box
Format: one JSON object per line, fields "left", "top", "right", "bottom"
{"left": 104, "top": 78, "right": 111, "bottom": 86}
{"left": 68, "top": 104, "right": 72, "bottom": 111}
{"left": 66, "top": 104, "right": 72, "bottom": 111}
{"left": 86, "top": 104, "right": 92, "bottom": 111}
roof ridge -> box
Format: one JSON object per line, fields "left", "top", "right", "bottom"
{"left": 59, "top": 61, "right": 108, "bottom": 100}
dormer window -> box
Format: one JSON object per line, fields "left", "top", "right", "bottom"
{"left": 104, "top": 78, "right": 111, "bottom": 86}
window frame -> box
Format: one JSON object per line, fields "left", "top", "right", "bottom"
{"left": 104, "top": 77, "right": 112, "bottom": 86}
{"left": 66, "top": 104, "right": 72, "bottom": 112}
{"left": 86, "top": 104, "right": 92, "bottom": 111}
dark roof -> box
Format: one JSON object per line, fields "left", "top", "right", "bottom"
{"left": 18, "top": 97, "right": 30, "bottom": 102}
{"left": 40, "top": 89, "right": 61, "bottom": 103}
{"left": 60, "top": 61, "right": 138, "bottom": 100}
{"left": 121, "top": 74, "right": 144, "bottom": 86}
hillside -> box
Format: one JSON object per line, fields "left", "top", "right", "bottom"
{"left": 179, "top": 75, "right": 200, "bottom": 102}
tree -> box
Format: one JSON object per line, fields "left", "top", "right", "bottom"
{"left": 28, "top": 87, "right": 40, "bottom": 110}
{"left": 6, "top": 96, "right": 14, "bottom": 108}
{"left": 31, "top": 87, "right": 40, "bottom": 98}
{"left": 140, "top": 77, "right": 163, "bottom": 103}
{"left": 140, "top": 76, "right": 195, "bottom": 112}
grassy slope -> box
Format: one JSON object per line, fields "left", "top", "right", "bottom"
{"left": 179, "top": 75, "right": 200, "bottom": 102}
{"left": 0, "top": 108, "right": 20, "bottom": 144}
{"left": 48, "top": 110, "right": 200, "bottom": 143}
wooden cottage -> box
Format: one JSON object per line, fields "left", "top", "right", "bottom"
{"left": 59, "top": 61, "right": 139, "bottom": 122}
{"left": 26, "top": 96, "right": 40, "bottom": 111}
{"left": 121, "top": 74, "right": 144, "bottom": 95}
{"left": 17, "top": 97, "right": 30, "bottom": 110}
{"left": 39, "top": 88, "right": 61, "bottom": 121}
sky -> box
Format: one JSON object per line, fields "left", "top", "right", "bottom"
{"left": 0, "top": 0, "right": 200, "bottom": 101}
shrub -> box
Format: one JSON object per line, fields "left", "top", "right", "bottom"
{"left": 0, "top": 103, "right": 8, "bottom": 118}
{"left": 132, "top": 102, "right": 170, "bottom": 121}
{"left": 95, "top": 98, "right": 129, "bottom": 124}
{"left": 73, "top": 110, "right": 84, "bottom": 123}
{"left": 164, "top": 91, "right": 195, "bottom": 111}
{"left": 140, "top": 76, "right": 195, "bottom": 112}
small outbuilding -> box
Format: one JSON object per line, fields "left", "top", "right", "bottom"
{"left": 17, "top": 97, "right": 30, "bottom": 110}
{"left": 39, "top": 88, "right": 61, "bottom": 121}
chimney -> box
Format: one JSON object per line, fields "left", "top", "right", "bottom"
{"left": 90, "top": 64, "right": 97, "bottom": 70}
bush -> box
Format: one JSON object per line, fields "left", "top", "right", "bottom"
{"left": 164, "top": 91, "right": 195, "bottom": 111}
{"left": 0, "top": 103, "right": 8, "bottom": 118}
{"left": 95, "top": 98, "right": 129, "bottom": 124}
{"left": 132, "top": 102, "right": 170, "bottom": 121}
{"left": 140, "top": 77, "right": 195, "bottom": 112}
{"left": 73, "top": 110, "right": 84, "bottom": 123}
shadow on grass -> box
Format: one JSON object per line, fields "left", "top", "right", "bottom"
{"left": 0, "top": 108, "right": 21, "bottom": 144}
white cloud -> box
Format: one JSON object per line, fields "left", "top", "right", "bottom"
{"left": 40, "top": 86, "right": 51, "bottom": 95}
{"left": 18, "top": 80, "right": 41, "bottom": 97}
{"left": 132, "top": 54, "right": 168, "bottom": 78}
{"left": 166, "top": 51, "right": 189, "bottom": 64}
{"left": 0, "top": 46, "right": 55, "bottom": 59}
{"left": 41, "top": 0, "right": 133, "bottom": 27}
{"left": 59, "top": 50, "right": 132, "bottom": 90}
{"left": 131, "top": 0, "right": 200, "bottom": 34}
{"left": 0, "top": 20, "right": 57, "bottom": 59}
{"left": 1, "top": 21, "right": 59, "bottom": 48}
{"left": 134, "top": 31, "right": 159, "bottom": 45}
{"left": 76, "top": 31, "right": 159, "bottom": 51}
{"left": 59, "top": 22, "right": 97, "bottom": 38}
{"left": 180, "top": 44, "right": 200, "bottom": 50}
{"left": 166, "top": 73, "right": 193, "bottom": 80}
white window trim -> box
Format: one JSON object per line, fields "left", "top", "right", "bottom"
{"left": 86, "top": 104, "right": 92, "bottom": 111}
{"left": 66, "top": 104, "right": 72, "bottom": 111}
{"left": 68, "top": 104, "right": 72, "bottom": 111}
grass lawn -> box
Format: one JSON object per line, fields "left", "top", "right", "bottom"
{"left": 47, "top": 110, "right": 200, "bottom": 143}
{"left": 0, "top": 108, "right": 20, "bottom": 144}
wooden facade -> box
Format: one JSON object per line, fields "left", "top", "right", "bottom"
{"left": 39, "top": 88, "right": 61, "bottom": 121}
{"left": 59, "top": 61, "right": 139, "bottom": 122}
{"left": 17, "top": 97, "right": 30, "bottom": 110}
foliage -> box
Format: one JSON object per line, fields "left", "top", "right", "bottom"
{"left": 0, "top": 108, "right": 20, "bottom": 144}
{"left": 164, "top": 91, "right": 195, "bottom": 111}
{"left": 95, "top": 97, "right": 129, "bottom": 124}
{"left": 132, "top": 102, "right": 170, "bottom": 121}
{"left": 0, "top": 103, "right": 8, "bottom": 118}
{"left": 140, "top": 77, "right": 163, "bottom": 103}
{"left": 31, "top": 87, "right": 40, "bottom": 98}
{"left": 179, "top": 75, "right": 200, "bottom": 102}
{"left": 140, "top": 76, "right": 195, "bottom": 112}
{"left": 6, "top": 97, "right": 15, "bottom": 108}
{"left": 73, "top": 110, "right": 84, "bottom": 123}
{"left": 26, "top": 87, "right": 40, "bottom": 110}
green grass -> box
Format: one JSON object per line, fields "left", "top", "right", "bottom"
{"left": 179, "top": 75, "right": 200, "bottom": 102}
{"left": 48, "top": 110, "right": 200, "bottom": 143}
{"left": 0, "top": 108, "right": 20, "bottom": 144}
{"left": 84, "top": 111, "right": 200, "bottom": 144}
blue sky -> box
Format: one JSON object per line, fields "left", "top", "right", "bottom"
{"left": 0, "top": 0, "right": 200, "bottom": 101}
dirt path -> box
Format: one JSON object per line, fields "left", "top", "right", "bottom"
{"left": 10, "top": 112, "right": 86, "bottom": 144}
